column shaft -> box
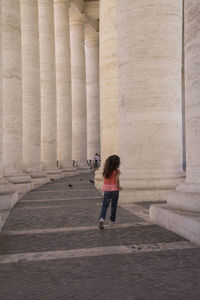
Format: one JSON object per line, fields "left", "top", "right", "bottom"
{"left": 95, "top": 0, "right": 119, "bottom": 189}
{"left": 70, "top": 14, "right": 88, "bottom": 170}
{"left": 99, "top": 0, "right": 119, "bottom": 163}
{"left": 2, "top": 0, "right": 23, "bottom": 176}
{"left": 1, "top": 0, "right": 32, "bottom": 192}
{"left": 166, "top": 0, "right": 200, "bottom": 212}
{"left": 0, "top": 0, "right": 3, "bottom": 179}
{"left": 118, "top": 0, "right": 184, "bottom": 201}
{"left": 150, "top": 0, "right": 200, "bottom": 247}
{"left": 54, "top": 0, "right": 73, "bottom": 173}
{"left": 85, "top": 32, "right": 100, "bottom": 160}
{"left": 21, "top": 0, "right": 42, "bottom": 173}
{"left": 38, "top": 0, "right": 58, "bottom": 174}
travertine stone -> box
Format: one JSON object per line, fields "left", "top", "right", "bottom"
{"left": 38, "top": 0, "right": 57, "bottom": 171}
{"left": 149, "top": 204, "right": 200, "bottom": 246}
{"left": 0, "top": 1, "right": 3, "bottom": 179}
{"left": 2, "top": 0, "right": 23, "bottom": 176}
{"left": 1, "top": 0, "right": 32, "bottom": 190}
{"left": 85, "top": 30, "right": 100, "bottom": 160}
{"left": 150, "top": 0, "right": 200, "bottom": 246}
{"left": 0, "top": 1, "right": 28, "bottom": 222}
{"left": 95, "top": 0, "right": 119, "bottom": 189}
{"left": 54, "top": 0, "right": 74, "bottom": 175}
{"left": 70, "top": 12, "right": 88, "bottom": 170}
{"left": 118, "top": 0, "right": 184, "bottom": 201}
{"left": 21, "top": 0, "right": 47, "bottom": 184}
{"left": 166, "top": 0, "right": 200, "bottom": 212}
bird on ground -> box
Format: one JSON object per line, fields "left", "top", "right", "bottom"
{"left": 50, "top": 178, "right": 55, "bottom": 182}
{"left": 90, "top": 179, "right": 94, "bottom": 184}
{"left": 80, "top": 178, "right": 83, "bottom": 181}
{"left": 68, "top": 183, "right": 73, "bottom": 187}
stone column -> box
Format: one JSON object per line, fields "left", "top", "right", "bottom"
{"left": 54, "top": 0, "right": 75, "bottom": 176}
{"left": 150, "top": 0, "right": 200, "bottom": 246}
{"left": 117, "top": 0, "right": 184, "bottom": 201}
{"left": 38, "top": 0, "right": 63, "bottom": 179}
{"left": 70, "top": 12, "right": 89, "bottom": 172}
{"left": 0, "top": 1, "right": 18, "bottom": 227}
{"left": 1, "top": 0, "right": 32, "bottom": 193}
{"left": 21, "top": 0, "right": 48, "bottom": 185}
{"left": 85, "top": 30, "right": 100, "bottom": 161}
{"left": 95, "top": 0, "right": 119, "bottom": 189}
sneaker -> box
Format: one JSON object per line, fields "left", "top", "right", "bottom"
{"left": 99, "top": 219, "right": 104, "bottom": 230}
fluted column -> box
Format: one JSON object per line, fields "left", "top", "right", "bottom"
{"left": 38, "top": 0, "right": 63, "bottom": 179}
{"left": 1, "top": 0, "right": 32, "bottom": 191}
{"left": 54, "top": 0, "right": 75, "bottom": 176}
{"left": 0, "top": 2, "right": 18, "bottom": 223}
{"left": 166, "top": 0, "right": 200, "bottom": 212}
{"left": 150, "top": 0, "right": 200, "bottom": 246}
{"left": 118, "top": 0, "right": 184, "bottom": 201}
{"left": 85, "top": 30, "right": 100, "bottom": 161}
{"left": 21, "top": 0, "right": 48, "bottom": 184}
{"left": 70, "top": 13, "right": 88, "bottom": 171}
{"left": 0, "top": 1, "right": 3, "bottom": 181}
{"left": 95, "top": 0, "right": 119, "bottom": 188}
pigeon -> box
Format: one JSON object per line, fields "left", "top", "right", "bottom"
{"left": 80, "top": 178, "right": 83, "bottom": 181}
{"left": 68, "top": 183, "right": 73, "bottom": 187}
{"left": 50, "top": 178, "right": 55, "bottom": 182}
{"left": 90, "top": 179, "right": 94, "bottom": 184}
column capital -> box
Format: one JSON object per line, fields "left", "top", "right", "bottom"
{"left": 54, "top": 0, "right": 70, "bottom": 7}
{"left": 70, "top": 11, "right": 85, "bottom": 26}
{"left": 85, "top": 30, "right": 99, "bottom": 47}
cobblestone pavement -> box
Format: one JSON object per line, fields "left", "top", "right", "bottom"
{"left": 0, "top": 172, "right": 200, "bottom": 300}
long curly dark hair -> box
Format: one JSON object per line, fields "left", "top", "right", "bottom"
{"left": 102, "top": 155, "right": 120, "bottom": 179}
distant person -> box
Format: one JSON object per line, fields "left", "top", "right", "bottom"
{"left": 94, "top": 153, "right": 101, "bottom": 170}
{"left": 98, "top": 155, "right": 122, "bottom": 230}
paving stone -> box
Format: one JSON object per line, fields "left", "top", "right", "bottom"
{"left": 0, "top": 172, "right": 200, "bottom": 300}
{"left": 2, "top": 204, "right": 143, "bottom": 231}
{"left": 1, "top": 248, "right": 200, "bottom": 300}
{"left": 0, "top": 225, "right": 185, "bottom": 255}
{"left": 21, "top": 190, "right": 101, "bottom": 200}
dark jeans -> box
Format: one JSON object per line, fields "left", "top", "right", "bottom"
{"left": 99, "top": 191, "right": 119, "bottom": 222}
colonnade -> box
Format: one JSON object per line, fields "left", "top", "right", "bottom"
{"left": 0, "top": 0, "right": 100, "bottom": 219}
{"left": 150, "top": 0, "right": 200, "bottom": 245}
{"left": 95, "top": 0, "right": 200, "bottom": 245}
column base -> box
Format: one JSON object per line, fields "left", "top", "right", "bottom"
{"left": 119, "top": 189, "right": 171, "bottom": 203}
{"left": 0, "top": 182, "right": 18, "bottom": 231}
{"left": 46, "top": 169, "right": 65, "bottom": 180}
{"left": 76, "top": 166, "right": 92, "bottom": 174}
{"left": 94, "top": 168, "right": 103, "bottom": 190}
{"left": 28, "top": 171, "right": 50, "bottom": 188}
{"left": 7, "top": 175, "right": 34, "bottom": 194}
{"left": 118, "top": 170, "right": 185, "bottom": 203}
{"left": 0, "top": 191, "right": 18, "bottom": 210}
{"left": 149, "top": 204, "right": 200, "bottom": 246}
{"left": 61, "top": 168, "right": 77, "bottom": 177}
{"left": 167, "top": 183, "right": 200, "bottom": 212}
{"left": 0, "top": 210, "right": 10, "bottom": 231}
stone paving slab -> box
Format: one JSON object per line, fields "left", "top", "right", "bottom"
{"left": 0, "top": 225, "right": 185, "bottom": 255}
{"left": 3, "top": 204, "right": 143, "bottom": 231}
{"left": 1, "top": 248, "right": 200, "bottom": 300}
{"left": 35, "top": 184, "right": 96, "bottom": 191}
{"left": 1, "top": 172, "right": 200, "bottom": 300}
{"left": 21, "top": 190, "right": 101, "bottom": 200}
{"left": 15, "top": 198, "right": 102, "bottom": 208}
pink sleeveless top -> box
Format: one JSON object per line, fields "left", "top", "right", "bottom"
{"left": 102, "top": 169, "right": 121, "bottom": 191}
